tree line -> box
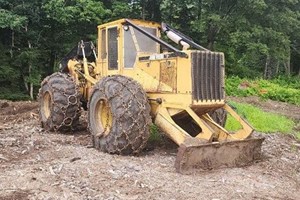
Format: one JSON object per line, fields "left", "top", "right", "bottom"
{"left": 0, "top": 0, "right": 299, "bottom": 99}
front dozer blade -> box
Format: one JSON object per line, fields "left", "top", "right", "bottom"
{"left": 175, "top": 137, "right": 265, "bottom": 173}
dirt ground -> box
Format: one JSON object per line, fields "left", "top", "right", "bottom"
{"left": 0, "top": 98, "right": 299, "bottom": 200}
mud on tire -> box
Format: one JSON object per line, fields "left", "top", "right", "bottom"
{"left": 38, "top": 72, "right": 81, "bottom": 132}
{"left": 88, "top": 75, "right": 151, "bottom": 155}
{"left": 209, "top": 108, "right": 227, "bottom": 127}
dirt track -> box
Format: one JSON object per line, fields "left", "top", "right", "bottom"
{"left": 0, "top": 99, "right": 300, "bottom": 200}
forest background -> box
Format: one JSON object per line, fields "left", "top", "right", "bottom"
{"left": 0, "top": 0, "right": 299, "bottom": 100}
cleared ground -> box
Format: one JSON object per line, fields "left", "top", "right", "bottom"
{"left": 0, "top": 99, "right": 299, "bottom": 200}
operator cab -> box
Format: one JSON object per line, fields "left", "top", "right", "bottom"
{"left": 97, "top": 19, "right": 208, "bottom": 75}
{"left": 97, "top": 19, "right": 161, "bottom": 72}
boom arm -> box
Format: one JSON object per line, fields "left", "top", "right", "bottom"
{"left": 161, "top": 22, "right": 210, "bottom": 51}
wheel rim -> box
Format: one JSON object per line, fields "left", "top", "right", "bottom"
{"left": 43, "top": 91, "right": 52, "bottom": 119}
{"left": 95, "top": 98, "right": 113, "bottom": 136}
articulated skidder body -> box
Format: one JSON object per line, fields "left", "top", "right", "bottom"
{"left": 39, "top": 19, "right": 264, "bottom": 172}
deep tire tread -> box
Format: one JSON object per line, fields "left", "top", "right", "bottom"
{"left": 38, "top": 72, "right": 81, "bottom": 132}
{"left": 88, "top": 75, "right": 151, "bottom": 155}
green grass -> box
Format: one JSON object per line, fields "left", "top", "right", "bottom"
{"left": 148, "top": 102, "right": 299, "bottom": 141}
{"left": 225, "top": 101, "right": 295, "bottom": 134}
{"left": 149, "top": 124, "right": 162, "bottom": 142}
{"left": 225, "top": 115, "right": 243, "bottom": 131}
{"left": 226, "top": 76, "right": 300, "bottom": 105}
{"left": 296, "top": 132, "right": 300, "bottom": 140}
{"left": 0, "top": 93, "right": 31, "bottom": 101}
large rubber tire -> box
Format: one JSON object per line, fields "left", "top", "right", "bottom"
{"left": 88, "top": 75, "right": 151, "bottom": 155}
{"left": 38, "top": 72, "right": 81, "bottom": 132}
{"left": 209, "top": 108, "right": 227, "bottom": 127}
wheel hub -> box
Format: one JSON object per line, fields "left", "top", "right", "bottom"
{"left": 43, "top": 91, "right": 52, "bottom": 119}
{"left": 95, "top": 99, "right": 113, "bottom": 136}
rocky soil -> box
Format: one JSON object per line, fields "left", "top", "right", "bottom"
{"left": 0, "top": 98, "right": 299, "bottom": 200}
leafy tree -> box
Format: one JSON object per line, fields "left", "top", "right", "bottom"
{"left": 0, "top": 0, "right": 299, "bottom": 100}
{"left": 160, "top": 0, "right": 300, "bottom": 78}
{"left": 0, "top": 0, "right": 108, "bottom": 99}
